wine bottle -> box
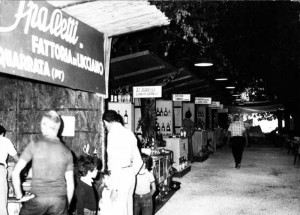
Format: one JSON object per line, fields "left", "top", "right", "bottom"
{"left": 161, "top": 123, "right": 165, "bottom": 132}
{"left": 156, "top": 122, "right": 160, "bottom": 132}
{"left": 124, "top": 110, "right": 128, "bottom": 124}
{"left": 114, "top": 90, "right": 118, "bottom": 102}
{"left": 160, "top": 108, "right": 163, "bottom": 116}
{"left": 166, "top": 123, "right": 170, "bottom": 131}
{"left": 164, "top": 108, "right": 168, "bottom": 116}
{"left": 180, "top": 127, "right": 184, "bottom": 138}
{"left": 156, "top": 108, "right": 160, "bottom": 116}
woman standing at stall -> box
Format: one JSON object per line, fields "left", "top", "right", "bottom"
{"left": 102, "top": 110, "right": 143, "bottom": 215}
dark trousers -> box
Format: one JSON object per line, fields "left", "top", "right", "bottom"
{"left": 230, "top": 136, "right": 246, "bottom": 165}
{"left": 188, "top": 137, "right": 194, "bottom": 162}
{"left": 134, "top": 193, "right": 153, "bottom": 215}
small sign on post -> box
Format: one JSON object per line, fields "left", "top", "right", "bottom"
{"left": 172, "top": 94, "right": 191, "bottom": 101}
{"left": 195, "top": 97, "right": 212, "bottom": 104}
{"left": 133, "top": 86, "right": 162, "bottom": 98}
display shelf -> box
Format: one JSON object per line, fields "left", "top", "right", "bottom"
{"left": 173, "top": 165, "right": 191, "bottom": 178}
{"left": 156, "top": 100, "right": 173, "bottom": 136}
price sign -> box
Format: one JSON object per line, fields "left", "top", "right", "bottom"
{"left": 172, "top": 94, "right": 191, "bottom": 101}
{"left": 195, "top": 97, "right": 212, "bottom": 104}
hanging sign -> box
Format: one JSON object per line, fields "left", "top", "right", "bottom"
{"left": 133, "top": 86, "right": 162, "bottom": 98}
{"left": 0, "top": 0, "right": 105, "bottom": 94}
{"left": 195, "top": 97, "right": 212, "bottom": 104}
{"left": 172, "top": 94, "right": 191, "bottom": 101}
{"left": 209, "top": 101, "right": 220, "bottom": 108}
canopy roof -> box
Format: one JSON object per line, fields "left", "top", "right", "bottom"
{"left": 48, "top": 0, "right": 170, "bottom": 37}
{"left": 229, "top": 102, "right": 284, "bottom": 114}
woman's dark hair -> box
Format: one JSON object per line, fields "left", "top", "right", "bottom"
{"left": 75, "top": 155, "right": 101, "bottom": 177}
{"left": 0, "top": 125, "right": 6, "bottom": 136}
{"left": 102, "top": 110, "right": 120, "bottom": 123}
{"left": 141, "top": 153, "right": 153, "bottom": 171}
{"left": 185, "top": 110, "right": 192, "bottom": 119}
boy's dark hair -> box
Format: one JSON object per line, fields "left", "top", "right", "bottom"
{"left": 75, "top": 155, "right": 102, "bottom": 177}
{"left": 0, "top": 125, "right": 6, "bottom": 136}
{"left": 141, "top": 153, "right": 153, "bottom": 171}
{"left": 102, "top": 110, "right": 120, "bottom": 123}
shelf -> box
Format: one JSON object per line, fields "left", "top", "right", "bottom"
{"left": 173, "top": 165, "right": 191, "bottom": 178}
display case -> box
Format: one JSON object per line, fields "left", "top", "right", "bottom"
{"left": 207, "top": 130, "right": 217, "bottom": 153}
{"left": 192, "top": 130, "right": 209, "bottom": 162}
{"left": 156, "top": 100, "right": 173, "bottom": 136}
{"left": 108, "top": 102, "right": 134, "bottom": 132}
{"left": 151, "top": 152, "right": 172, "bottom": 185}
{"left": 164, "top": 138, "right": 191, "bottom": 177}
{"left": 196, "top": 105, "right": 207, "bottom": 130}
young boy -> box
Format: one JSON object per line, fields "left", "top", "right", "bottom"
{"left": 134, "top": 153, "right": 156, "bottom": 215}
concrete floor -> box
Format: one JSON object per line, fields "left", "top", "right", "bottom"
{"left": 156, "top": 145, "right": 300, "bottom": 215}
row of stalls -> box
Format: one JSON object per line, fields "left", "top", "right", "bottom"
{"left": 1, "top": 1, "right": 230, "bottom": 214}
{"left": 0, "top": 1, "right": 170, "bottom": 214}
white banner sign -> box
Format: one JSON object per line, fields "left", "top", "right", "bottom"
{"left": 209, "top": 101, "right": 220, "bottom": 108}
{"left": 133, "top": 86, "right": 162, "bottom": 98}
{"left": 195, "top": 97, "right": 212, "bottom": 104}
{"left": 172, "top": 94, "right": 191, "bottom": 101}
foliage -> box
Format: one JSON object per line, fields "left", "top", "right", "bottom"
{"left": 136, "top": 98, "right": 157, "bottom": 139}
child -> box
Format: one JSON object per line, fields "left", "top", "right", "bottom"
{"left": 134, "top": 153, "right": 156, "bottom": 215}
{"left": 75, "top": 155, "right": 100, "bottom": 215}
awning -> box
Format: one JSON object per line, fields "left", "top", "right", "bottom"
{"left": 48, "top": 1, "right": 170, "bottom": 37}
{"left": 109, "top": 50, "right": 179, "bottom": 89}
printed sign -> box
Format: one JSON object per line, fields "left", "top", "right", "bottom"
{"left": 172, "top": 94, "right": 191, "bottom": 101}
{"left": 195, "top": 97, "right": 212, "bottom": 104}
{"left": 61, "top": 116, "right": 75, "bottom": 137}
{"left": 0, "top": 0, "right": 105, "bottom": 94}
{"left": 209, "top": 101, "right": 220, "bottom": 108}
{"left": 133, "top": 86, "right": 162, "bottom": 98}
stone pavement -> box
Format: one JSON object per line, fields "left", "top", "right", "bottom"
{"left": 155, "top": 145, "right": 300, "bottom": 215}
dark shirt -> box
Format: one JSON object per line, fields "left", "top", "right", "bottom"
{"left": 20, "top": 137, "right": 73, "bottom": 197}
{"left": 182, "top": 118, "right": 195, "bottom": 137}
{"left": 75, "top": 179, "right": 98, "bottom": 215}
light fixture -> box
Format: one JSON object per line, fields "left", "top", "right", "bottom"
{"left": 226, "top": 86, "right": 235, "bottom": 89}
{"left": 215, "top": 76, "right": 228, "bottom": 81}
{"left": 194, "top": 57, "right": 213, "bottom": 67}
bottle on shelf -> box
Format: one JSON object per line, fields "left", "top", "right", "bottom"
{"left": 160, "top": 108, "right": 163, "bottom": 116}
{"left": 180, "top": 127, "right": 184, "bottom": 138}
{"left": 110, "top": 91, "right": 114, "bottom": 102}
{"left": 168, "top": 109, "right": 171, "bottom": 116}
{"left": 166, "top": 123, "right": 171, "bottom": 132}
{"left": 124, "top": 110, "right": 128, "bottom": 124}
{"left": 117, "top": 89, "right": 122, "bottom": 103}
{"left": 161, "top": 123, "right": 165, "bottom": 132}
{"left": 113, "top": 90, "right": 118, "bottom": 102}
{"left": 156, "top": 122, "right": 160, "bottom": 132}
{"left": 156, "top": 108, "right": 160, "bottom": 116}
{"left": 164, "top": 108, "right": 168, "bottom": 116}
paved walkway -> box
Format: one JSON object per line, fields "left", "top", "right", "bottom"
{"left": 156, "top": 145, "right": 300, "bottom": 215}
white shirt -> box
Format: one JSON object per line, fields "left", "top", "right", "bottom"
{"left": 135, "top": 169, "right": 155, "bottom": 195}
{"left": 0, "top": 136, "right": 17, "bottom": 167}
{"left": 107, "top": 123, "right": 142, "bottom": 174}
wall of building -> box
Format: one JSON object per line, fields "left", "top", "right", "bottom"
{"left": 0, "top": 76, "right": 104, "bottom": 160}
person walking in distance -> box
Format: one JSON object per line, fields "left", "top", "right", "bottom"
{"left": 102, "top": 110, "right": 143, "bottom": 215}
{"left": 0, "top": 125, "right": 19, "bottom": 215}
{"left": 227, "top": 115, "right": 248, "bottom": 169}
{"left": 12, "top": 110, "right": 75, "bottom": 215}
